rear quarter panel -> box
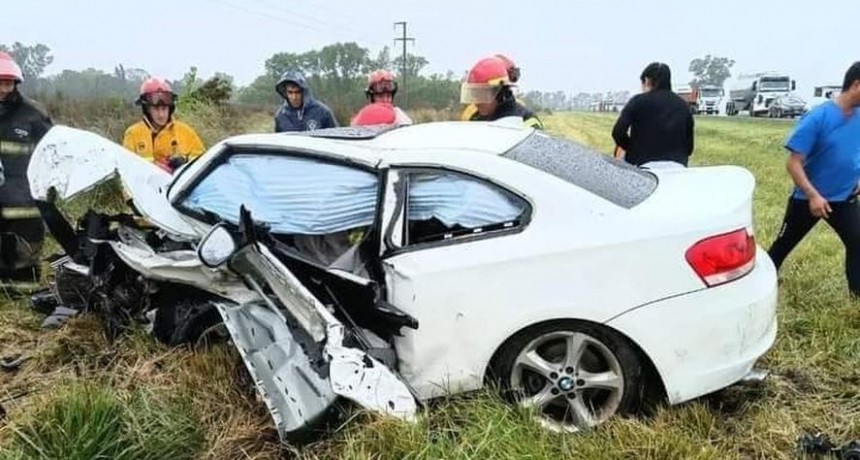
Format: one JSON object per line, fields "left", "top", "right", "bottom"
{"left": 384, "top": 158, "right": 739, "bottom": 399}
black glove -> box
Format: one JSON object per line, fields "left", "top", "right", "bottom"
{"left": 167, "top": 155, "right": 188, "bottom": 171}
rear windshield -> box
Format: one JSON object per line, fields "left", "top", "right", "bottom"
{"left": 501, "top": 132, "right": 657, "bottom": 208}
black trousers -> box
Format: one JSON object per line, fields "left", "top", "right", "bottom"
{"left": 0, "top": 216, "right": 44, "bottom": 283}
{"left": 768, "top": 197, "right": 860, "bottom": 295}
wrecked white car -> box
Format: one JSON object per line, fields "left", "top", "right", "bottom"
{"left": 27, "top": 120, "right": 778, "bottom": 440}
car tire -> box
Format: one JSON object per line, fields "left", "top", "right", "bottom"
{"left": 153, "top": 300, "right": 231, "bottom": 348}
{"left": 488, "top": 320, "right": 647, "bottom": 432}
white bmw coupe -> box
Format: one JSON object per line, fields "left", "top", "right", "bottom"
{"left": 28, "top": 119, "right": 778, "bottom": 441}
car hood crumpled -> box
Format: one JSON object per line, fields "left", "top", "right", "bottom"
{"left": 27, "top": 125, "right": 201, "bottom": 240}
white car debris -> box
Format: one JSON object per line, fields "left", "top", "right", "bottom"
{"left": 26, "top": 120, "right": 778, "bottom": 441}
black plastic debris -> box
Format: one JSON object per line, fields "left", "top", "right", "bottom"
{"left": 797, "top": 432, "right": 860, "bottom": 459}
{"left": 0, "top": 354, "right": 28, "bottom": 371}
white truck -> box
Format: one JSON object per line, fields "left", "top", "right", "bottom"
{"left": 676, "top": 84, "right": 725, "bottom": 115}
{"left": 809, "top": 84, "right": 842, "bottom": 110}
{"left": 696, "top": 84, "right": 724, "bottom": 115}
{"left": 726, "top": 72, "right": 796, "bottom": 117}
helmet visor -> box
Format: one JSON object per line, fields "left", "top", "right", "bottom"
{"left": 369, "top": 80, "right": 397, "bottom": 94}
{"left": 460, "top": 83, "right": 500, "bottom": 104}
{"left": 143, "top": 91, "right": 176, "bottom": 106}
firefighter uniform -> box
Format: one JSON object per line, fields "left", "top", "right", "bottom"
{"left": 122, "top": 117, "right": 205, "bottom": 166}
{"left": 466, "top": 98, "right": 544, "bottom": 130}
{"left": 0, "top": 92, "right": 52, "bottom": 290}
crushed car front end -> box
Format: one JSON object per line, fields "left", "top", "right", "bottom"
{"left": 197, "top": 210, "right": 419, "bottom": 441}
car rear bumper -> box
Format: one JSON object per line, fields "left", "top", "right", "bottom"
{"left": 605, "top": 248, "right": 778, "bottom": 405}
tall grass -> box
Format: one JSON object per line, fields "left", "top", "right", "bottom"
{"left": 1, "top": 382, "right": 202, "bottom": 460}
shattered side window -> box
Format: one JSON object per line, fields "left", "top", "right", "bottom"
{"left": 405, "top": 170, "right": 527, "bottom": 245}
{"left": 181, "top": 153, "right": 379, "bottom": 234}
{"left": 501, "top": 132, "right": 658, "bottom": 208}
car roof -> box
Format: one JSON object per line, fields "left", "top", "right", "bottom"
{"left": 220, "top": 120, "right": 535, "bottom": 165}
{"left": 168, "top": 120, "right": 536, "bottom": 203}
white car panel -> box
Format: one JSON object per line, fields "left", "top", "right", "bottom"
{"left": 606, "top": 249, "right": 778, "bottom": 404}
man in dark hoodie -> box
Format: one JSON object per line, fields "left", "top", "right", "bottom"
{"left": 274, "top": 69, "right": 338, "bottom": 132}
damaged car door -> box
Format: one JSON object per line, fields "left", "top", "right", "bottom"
{"left": 199, "top": 209, "right": 418, "bottom": 442}
{"left": 171, "top": 148, "right": 421, "bottom": 441}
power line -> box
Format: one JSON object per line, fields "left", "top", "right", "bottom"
{"left": 204, "top": 0, "right": 325, "bottom": 33}
{"left": 393, "top": 21, "right": 415, "bottom": 109}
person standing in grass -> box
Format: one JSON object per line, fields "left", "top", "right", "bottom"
{"left": 273, "top": 69, "right": 338, "bottom": 132}
{"left": 459, "top": 56, "right": 543, "bottom": 129}
{"left": 0, "top": 52, "right": 52, "bottom": 296}
{"left": 611, "top": 62, "right": 694, "bottom": 168}
{"left": 768, "top": 61, "right": 860, "bottom": 296}
{"left": 356, "top": 69, "right": 412, "bottom": 126}
{"left": 123, "top": 77, "right": 205, "bottom": 173}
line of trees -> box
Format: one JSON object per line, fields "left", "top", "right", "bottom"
{"left": 2, "top": 41, "right": 462, "bottom": 119}
{"left": 3, "top": 41, "right": 737, "bottom": 116}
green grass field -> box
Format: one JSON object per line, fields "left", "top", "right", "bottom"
{"left": 2, "top": 112, "right": 859, "bottom": 459}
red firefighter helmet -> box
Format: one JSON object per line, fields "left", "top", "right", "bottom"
{"left": 494, "top": 54, "right": 521, "bottom": 83}
{"left": 0, "top": 52, "right": 24, "bottom": 83}
{"left": 351, "top": 102, "right": 397, "bottom": 126}
{"left": 365, "top": 69, "right": 398, "bottom": 99}
{"left": 460, "top": 56, "right": 514, "bottom": 104}
{"left": 136, "top": 77, "right": 176, "bottom": 106}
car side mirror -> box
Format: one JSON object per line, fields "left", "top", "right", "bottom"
{"left": 752, "top": 82, "right": 757, "bottom": 91}
{"left": 792, "top": 80, "right": 796, "bottom": 91}
{"left": 198, "top": 223, "right": 237, "bottom": 268}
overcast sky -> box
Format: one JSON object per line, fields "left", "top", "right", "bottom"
{"left": 5, "top": 0, "right": 856, "bottom": 98}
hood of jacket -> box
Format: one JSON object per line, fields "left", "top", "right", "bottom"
{"left": 275, "top": 69, "right": 312, "bottom": 109}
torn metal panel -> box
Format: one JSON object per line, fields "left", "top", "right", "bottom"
{"left": 109, "top": 241, "right": 257, "bottom": 304}
{"left": 214, "top": 301, "right": 338, "bottom": 438}
{"left": 326, "top": 325, "right": 418, "bottom": 421}
{"left": 218, "top": 238, "right": 418, "bottom": 441}
{"left": 230, "top": 243, "right": 334, "bottom": 343}
{"left": 28, "top": 125, "right": 201, "bottom": 240}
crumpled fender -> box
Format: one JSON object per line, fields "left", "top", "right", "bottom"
{"left": 27, "top": 125, "right": 203, "bottom": 240}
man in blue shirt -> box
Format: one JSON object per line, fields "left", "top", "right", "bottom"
{"left": 768, "top": 62, "right": 860, "bottom": 295}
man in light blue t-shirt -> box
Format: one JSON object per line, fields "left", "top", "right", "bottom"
{"left": 768, "top": 61, "right": 860, "bottom": 296}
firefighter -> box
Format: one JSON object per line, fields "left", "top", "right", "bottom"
{"left": 351, "top": 102, "right": 398, "bottom": 126}
{"left": 361, "top": 69, "right": 412, "bottom": 125}
{"left": 460, "top": 56, "right": 543, "bottom": 129}
{"left": 0, "top": 52, "right": 52, "bottom": 294}
{"left": 122, "top": 77, "right": 205, "bottom": 173}
{"left": 460, "top": 54, "right": 523, "bottom": 122}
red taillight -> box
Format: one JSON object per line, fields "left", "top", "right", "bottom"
{"left": 685, "top": 228, "right": 756, "bottom": 287}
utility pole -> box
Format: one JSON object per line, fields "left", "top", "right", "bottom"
{"left": 393, "top": 21, "right": 415, "bottom": 109}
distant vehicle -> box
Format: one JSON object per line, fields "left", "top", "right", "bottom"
{"left": 726, "top": 72, "right": 797, "bottom": 117}
{"left": 809, "top": 84, "right": 841, "bottom": 110}
{"left": 767, "top": 94, "right": 807, "bottom": 118}
{"left": 676, "top": 85, "right": 724, "bottom": 115}
{"left": 676, "top": 86, "right": 699, "bottom": 114}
